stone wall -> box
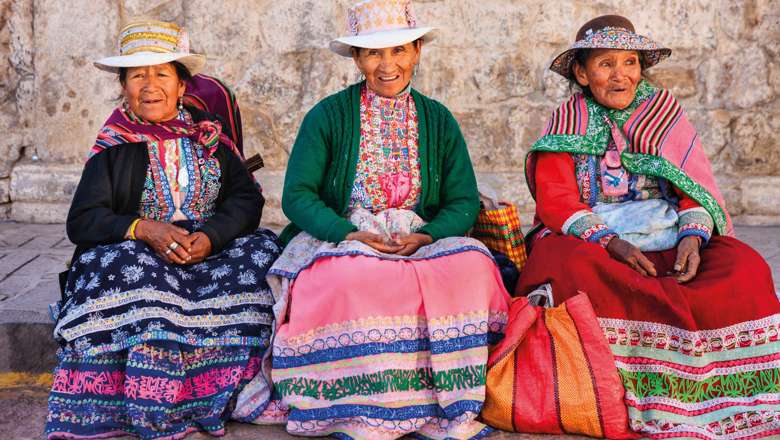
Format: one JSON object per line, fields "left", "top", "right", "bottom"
{"left": 2, "top": 0, "right": 779, "bottom": 227}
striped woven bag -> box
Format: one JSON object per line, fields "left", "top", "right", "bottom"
{"left": 481, "top": 293, "right": 638, "bottom": 438}
{"left": 471, "top": 203, "right": 527, "bottom": 271}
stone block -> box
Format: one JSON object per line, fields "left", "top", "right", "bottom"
{"left": 699, "top": 43, "right": 774, "bottom": 110}
{"left": 10, "top": 161, "right": 81, "bottom": 204}
{"left": 722, "top": 110, "right": 780, "bottom": 176}
{"left": 740, "top": 176, "right": 780, "bottom": 217}
{"left": 649, "top": 67, "right": 698, "bottom": 99}
{"left": 255, "top": 169, "right": 287, "bottom": 228}
{"left": 0, "top": 323, "right": 57, "bottom": 373}
{"left": 11, "top": 202, "right": 70, "bottom": 224}
{"left": 0, "top": 178, "right": 10, "bottom": 203}
{"left": 685, "top": 108, "right": 732, "bottom": 171}
{"left": 714, "top": 175, "right": 744, "bottom": 217}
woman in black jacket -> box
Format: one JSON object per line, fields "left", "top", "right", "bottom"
{"left": 46, "top": 20, "right": 280, "bottom": 440}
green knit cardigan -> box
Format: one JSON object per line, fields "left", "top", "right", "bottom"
{"left": 279, "top": 81, "right": 480, "bottom": 245}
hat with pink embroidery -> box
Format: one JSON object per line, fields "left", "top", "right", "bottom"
{"left": 550, "top": 15, "right": 671, "bottom": 80}
{"left": 329, "top": 0, "right": 437, "bottom": 57}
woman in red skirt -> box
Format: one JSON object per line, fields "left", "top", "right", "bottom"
{"left": 517, "top": 14, "right": 780, "bottom": 440}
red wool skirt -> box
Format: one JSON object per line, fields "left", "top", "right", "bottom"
{"left": 516, "top": 235, "right": 780, "bottom": 439}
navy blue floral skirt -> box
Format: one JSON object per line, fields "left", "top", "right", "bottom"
{"left": 45, "top": 224, "right": 280, "bottom": 440}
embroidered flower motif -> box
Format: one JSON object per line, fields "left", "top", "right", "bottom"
{"left": 146, "top": 321, "right": 165, "bottom": 331}
{"left": 227, "top": 247, "right": 245, "bottom": 259}
{"left": 136, "top": 253, "right": 159, "bottom": 267}
{"left": 100, "top": 250, "right": 120, "bottom": 268}
{"left": 210, "top": 264, "right": 232, "bottom": 280}
{"left": 121, "top": 265, "right": 144, "bottom": 284}
{"left": 79, "top": 250, "right": 97, "bottom": 264}
{"left": 197, "top": 282, "right": 219, "bottom": 297}
{"left": 111, "top": 328, "right": 129, "bottom": 342}
{"left": 73, "top": 337, "right": 92, "bottom": 352}
{"left": 237, "top": 270, "right": 257, "bottom": 286}
{"left": 164, "top": 273, "right": 180, "bottom": 290}
{"left": 74, "top": 275, "right": 87, "bottom": 291}
{"left": 175, "top": 267, "right": 194, "bottom": 280}
{"left": 119, "top": 240, "right": 136, "bottom": 251}
{"left": 84, "top": 274, "right": 101, "bottom": 291}
{"left": 251, "top": 250, "right": 271, "bottom": 268}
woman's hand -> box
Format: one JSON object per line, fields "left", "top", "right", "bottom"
{"left": 606, "top": 238, "right": 657, "bottom": 277}
{"left": 134, "top": 219, "right": 192, "bottom": 264}
{"left": 184, "top": 232, "right": 212, "bottom": 264}
{"left": 394, "top": 233, "right": 433, "bottom": 256}
{"left": 345, "top": 231, "right": 404, "bottom": 254}
{"left": 673, "top": 236, "right": 702, "bottom": 283}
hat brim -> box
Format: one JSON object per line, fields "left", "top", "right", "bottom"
{"left": 329, "top": 27, "right": 436, "bottom": 57}
{"left": 550, "top": 47, "right": 671, "bottom": 80}
{"left": 94, "top": 52, "right": 206, "bottom": 76}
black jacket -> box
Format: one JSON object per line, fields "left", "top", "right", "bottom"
{"left": 66, "top": 109, "right": 263, "bottom": 262}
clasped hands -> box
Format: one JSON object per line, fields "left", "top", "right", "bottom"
{"left": 135, "top": 220, "right": 212, "bottom": 265}
{"left": 345, "top": 231, "right": 433, "bottom": 256}
{"left": 606, "top": 235, "right": 702, "bottom": 283}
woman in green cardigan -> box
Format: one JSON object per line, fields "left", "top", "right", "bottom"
{"left": 233, "top": 1, "right": 510, "bottom": 439}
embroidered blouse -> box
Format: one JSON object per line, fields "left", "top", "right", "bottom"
{"left": 350, "top": 85, "right": 421, "bottom": 213}
{"left": 535, "top": 95, "right": 714, "bottom": 248}
{"left": 137, "top": 110, "right": 222, "bottom": 223}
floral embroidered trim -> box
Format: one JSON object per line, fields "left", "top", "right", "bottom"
{"left": 528, "top": 81, "right": 730, "bottom": 236}
{"left": 566, "top": 212, "right": 617, "bottom": 247}
{"left": 678, "top": 207, "right": 714, "bottom": 244}
{"left": 276, "top": 365, "right": 487, "bottom": 401}
{"left": 630, "top": 410, "right": 779, "bottom": 440}
{"left": 561, "top": 209, "right": 592, "bottom": 233}
{"left": 599, "top": 315, "right": 780, "bottom": 356}
{"left": 618, "top": 368, "right": 780, "bottom": 403}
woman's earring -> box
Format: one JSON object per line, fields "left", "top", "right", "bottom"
{"left": 178, "top": 97, "right": 184, "bottom": 110}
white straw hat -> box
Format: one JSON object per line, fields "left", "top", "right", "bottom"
{"left": 329, "top": 0, "right": 437, "bottom": 57}
{"left": 94, "top": 20, "right": 206, "bottom": 75}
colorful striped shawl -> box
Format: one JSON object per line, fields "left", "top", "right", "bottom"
{"left": 91, "top": 106, "right": 240, "bottom": 161}
{"left": 526, "top": 81, "right": 734, "bottom": 237}
{"left": 182, "top": 74, "right": 244, "bottom": 156}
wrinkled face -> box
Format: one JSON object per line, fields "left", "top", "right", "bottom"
{"left": 352, "top": 41, "right": 421, "bottom": 97}
{"left": 122, "top": 63, "right": 185, "bottom": 123}
{"left": 573, "top": 49, "right": 642, "bottom": 110}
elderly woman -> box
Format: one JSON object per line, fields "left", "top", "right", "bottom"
{"left": 517, "top": 15, "right": 780, "bottom": 440}
{"left": 233, "top": 1, "right": 510, "bottom": 439}
{"left": 45, "top": 20, "right": 281, "bottom": 440}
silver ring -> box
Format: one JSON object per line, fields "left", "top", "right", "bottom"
{"left": 164, "top": 248, "right": 173, "bottom": 255}
{"left": 168, "top": 242, "right": 179, "bottom": 251}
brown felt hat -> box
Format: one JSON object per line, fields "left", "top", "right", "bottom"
{"left": 550, "top": 14, "right": 671, "bottom": 80}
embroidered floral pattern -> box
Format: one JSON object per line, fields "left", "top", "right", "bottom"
{"left": 551, "top": 26, "right": 671, "bottom": 78}
{"left": 139, "top": 111, "right": 222, "bottom": 222}
{"left": 351, "top": 85, "right": 421, "bottom": 212}
{"left": 47, "top": 343, "right": 262, "bottom": 438}
{"left": 678, "top": 207, "right": 714, "bottom": 243}
{"left": 528, "top": 81, "right": 730, "bottom": 236}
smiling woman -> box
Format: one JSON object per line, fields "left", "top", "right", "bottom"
{"left": 518, "top": 14, "right": 780, "bottom": 440}
{"left": 231, "top": 1, "right": 511, "bottom": 438}
{"left": 120, "top": 62, "right": 190, "bottom": 123}
{"left": 572, "top": 48, "right": 642, "bottom": 110}
{"left": 45, "top": 19, "right": 281, "bottom": 440}
{"left": 351, "top": 40, "right": 421, "bottom": 98}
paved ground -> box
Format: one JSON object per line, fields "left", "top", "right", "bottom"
{"left": 0, "top": 222, "right": 778, "bottom": 439}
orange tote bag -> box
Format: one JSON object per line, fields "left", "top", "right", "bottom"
{"left": 482, "top": 293, "right": 638, "bottom": 439}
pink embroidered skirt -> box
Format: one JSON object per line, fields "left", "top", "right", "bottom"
{"left": 234, "top": 230, "right": 510, "bottom": 439}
